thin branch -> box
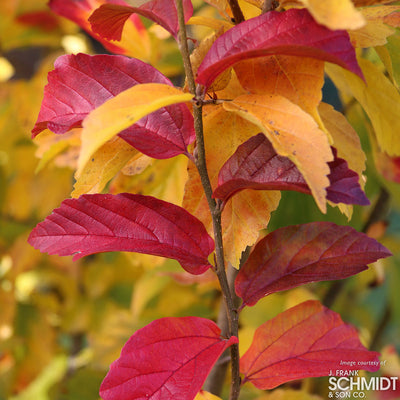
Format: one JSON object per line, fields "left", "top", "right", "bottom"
{"left": 262, "top": 0, "right": 279, "bottom": 13}
{"left": 175, "top": 0, "right": 196, "bottom": 95}
{"left": 227, "top": 0, "right": 245, "bottom": 24}
{"left": 175, "top": 1, "right": 241, "bottom": 399}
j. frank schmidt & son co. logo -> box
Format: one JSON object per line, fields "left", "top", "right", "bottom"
{"left": 327, "top": 360, "right": 398, "bottom": 399}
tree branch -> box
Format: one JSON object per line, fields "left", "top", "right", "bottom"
{"left": 262, "top": 0, "right": 279, "bottom": 13}
{"left": 175, "top": 1, "right": 241, "bottom": 399}
{"left": 228, "top": 0, "right": 245, "bottom": 24}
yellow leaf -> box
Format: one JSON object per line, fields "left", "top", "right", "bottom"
{"left": 119, "top": 17, "right": 153, "bottom": 62}
{"left": 349, "top": 6, "right": 400, "bottom": 48}
{"left": 121, "top": 153, "right": 153, "bottom": 175}
{"left": 111, "top": 155, "right": 188, "bottom": 207}
{"left": 190, "top": 31, "right": 232, "bottom": 93}
{"left": 243, "top": 0, "right": 263, "bottom": 9}
{"left": 131, "top": 271, "right": 170, "bottom": 321}
{"left": 297, "top": 0, "right": 365, "bottom": 30}
{"left": 225, "top": 190, "right": 281, "bottom": 267}
{"left": 238, "top": 0, "right": 262, "bottom": 19}
{"left": 195, "top": 390, "right": 223, "bottom": 400}
{"left": 78, "top": 83, "right": 193, "bottom": 176}
{"left": 34, "top": 129, "right": 81, "bottom": 173}
{"left": 187, "top": 16, "right": 233, "bottom": 32}
{"left": 9, "top": 355, "right": 68, "bottom": 400}
{"left": 72, "top": 136, "right": 138, "bottom": 197}
{"left": 234, "top": 55, "right": 325, "bottom": 124}
{"left": 318, "top": 102, "right": 368, "bottom": 219}
{"left": 326, "top": 58, "right": 400, "bottom": 156}
{"left": 377, "top": 32, "right": 400, "bottom": 88}
{"left": 353, "top": 0, "right": 396, "bottom": 5}
{"left": 223, "top": 95, "right": 332, "bottom": 212}
{"left": 183, "top": 107, "right": 280, "bottom": 267}
{"left": 318, "top": 102, "right": 366, "bottom": 181}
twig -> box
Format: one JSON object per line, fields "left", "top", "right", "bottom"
{"left": 262, "top": 0, "right": 275, "bottom": 13}
{"left": 227, "top": 0, "right": 245, "bottom": 24}
{"left": 175, "top": 1, "right": 241, "bottom": 399}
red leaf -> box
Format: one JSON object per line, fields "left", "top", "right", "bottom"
{"left": 28, "top": 193, "right": 214, "bottom": 275}
{"left": 32, "top": 54, "right": 195, "bottom": 159}
{"left": 213, "top": 133, "right": 370, "bottom": 206}
{"left": 89, "top": 0, "right": 193, "bottom": 41}
{"left": 16, "top": 10, "right": 60, "bottom": 32}
{"left": 196, "top": 8, "right": 363, "bottom": 90}
{"left": 99, "top": 317, "right": 238, "bottom": 400}
{"left": 240, "top": 300, "right": 380, "bottom": 390}
{"left": 236, "top": 221, "right": 392, "bottom": 307}
{"left": 48, "top": 0, "right": 145, "bottom": 55}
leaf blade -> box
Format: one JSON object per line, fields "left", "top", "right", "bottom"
{"left": 99, "top": 317, "right": 238, "bottom": 400}
{"left": 213, "top": 133, "right": 369, "bottom": 206}
{"left": 78, "top": 83, "right": 193, "bottom": 175}
{"left": 196, "top": 8, "right": 363, "bottom": 89}
{"left": 89, "top": 0, "right": 193, "bottom": 40}
{"left": 240, "top": 300, "right": 380, "bottom": 390}
{"left": 32, "top": 54, "right": 195, "bottom": 162}
{"left": 48, "top": 0, "right": 150, "bottom": 57}
{"left": 28, "top": 193, "right": 214, "bottom": 275}
{"left": 223, "top": 94, "right": 333, "bottom": 213}
{"left": 235, "top": 221, "right": 392, "bottom": 307}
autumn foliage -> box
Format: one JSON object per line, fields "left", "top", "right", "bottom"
{"left": 1, "top": 1, "right": 400, "bottom": 400}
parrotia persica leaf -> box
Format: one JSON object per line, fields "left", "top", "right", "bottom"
{"left": 28, "top": 193, "right": 214, "bottom": 275}
{"left": 240, "top": 300, "right": 381, "bottom": 390}
{"left": 327, "top": 58, "right": 400, "bottom": 156}
{"left": 49, "top": 0, "right": 149, "bottom": 57}
{"left": 99, "top": 317, "right": 238, "bottom": 400}
{"left": 213, "top": 133, "right": 369, "bottom": 206}
{"left": 236, "top": 221, "right": 392, "bottom": 307}
{"left": 78, "top": 83, "right": 193, "bottom": 175}
{"left": 31, "top": 54, "right": 195, "bottom": 162}
{"left": 234, "top": 55, "right": 325, "bottom": 122}
{"left": 223, "top": 94, "right": 333, "bottom": 213}
{"left": 89, "top": 0, "right": 193, "bottom": 41}
{"left": 297, "top": 0, "right": 366, "bottom": 30}
{"left": 196, "top": 8, "right": 363, "bottom": 90}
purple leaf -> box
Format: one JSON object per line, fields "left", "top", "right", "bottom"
{"left": 89, "top": 0, "right": 194, "bottom": 40}
{"left": 32, "top": 53, "right": 195, "bottom": 159}
{"left": 196, "top": 8, "right": 363, "bottom": 90}
{"left": 213, "top": 133, "right": 370, "bottom": 206}
{"left": 28, "top": 193, "right": 215, "bottom": 275}
{"left": 236, "top": 221, "right": 392, "bottom": 307}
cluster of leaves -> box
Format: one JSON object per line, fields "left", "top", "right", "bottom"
{"left": 1, "top": 1, "right": 400, "bottom": 400}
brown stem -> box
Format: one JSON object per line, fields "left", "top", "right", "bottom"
{"left": 262, "top": 0, "right": 275, "bottom": 13}
{"left": 175, "top": 1, "right": 241, "bottom": 399}
{"left": 204, "top": 265, "right": 240, "bottom": 394}
{"left": 227, "top": 0, "right": 245, "bottom": 24}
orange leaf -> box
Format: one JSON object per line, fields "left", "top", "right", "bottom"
{"left": 296, "top": 0, "right": 365, "bottom": 30}
{"left": 234, "top": 55, "right": 325, "bottom": 122}
{"left": 72, "top": 136, "right": 139, "bottom": 198}
{"left": 183, "top": 107, "right": 280, "bottom": 267}
{"left": 241, "top": 300, "right": 380, "bottom": 390}
{"left": 223, "top": 95, "right": 333, "bottom": 212}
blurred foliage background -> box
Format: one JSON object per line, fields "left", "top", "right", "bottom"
{"left": 1, "top": 1, "right": 400, "bottom": 400}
